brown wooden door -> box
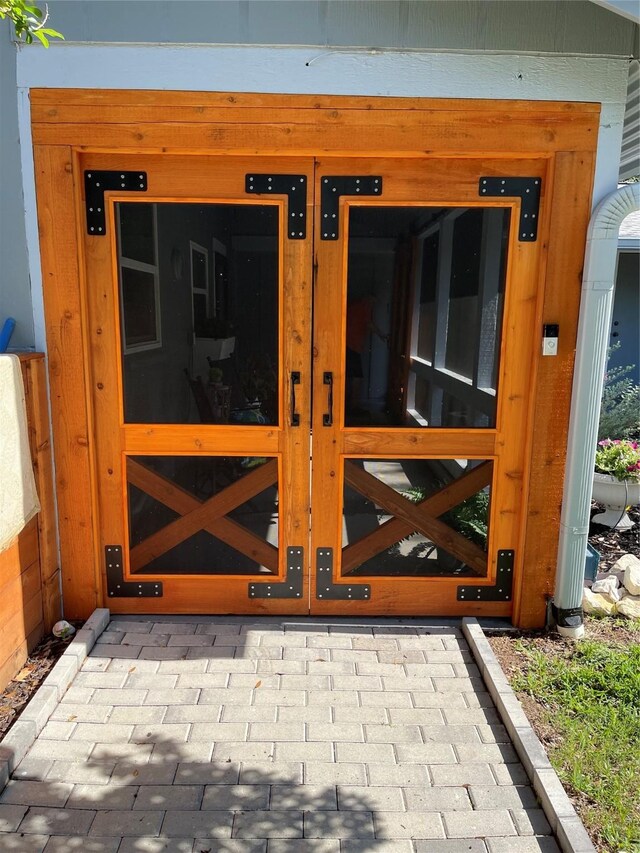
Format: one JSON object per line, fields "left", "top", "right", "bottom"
{"left": 86, "top": 155, "right": 313, "bottom": 614}
{"left": 310, "top": 157, "right": 544, "bottom": 618}
{"left": 86, "top": 153, "right": 544, "bottom": 617}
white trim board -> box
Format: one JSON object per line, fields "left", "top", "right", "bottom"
{"left": 17, "top": 44, "right": 629, "bottom": 102}
{"left": 15, "top": 44, "right": 629, "bottom": 351}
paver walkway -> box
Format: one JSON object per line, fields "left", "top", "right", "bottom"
{"left": 0, "top": 617, "right": 559, "bottom": 852}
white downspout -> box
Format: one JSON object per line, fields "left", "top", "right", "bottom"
{"left": 554, "top": 183, "right": 640, "bottom": 639}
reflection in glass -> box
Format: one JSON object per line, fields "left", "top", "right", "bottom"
{"left": 344, "top": 206, "right": 510, "bottom": 428}
{"left": 341, "top": 457, "right": 492, "bottom": 577}
{"left": 116, "top": 203, "right": 279, "bottom": 425}
{"left": 127, "top": 455, "right": 278, "bottom": 575}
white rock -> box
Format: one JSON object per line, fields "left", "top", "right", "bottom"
{"left": 583, "top": 588, "right": 617, "bottom": 616}
{"left": 592, "top": 575, "right": 625, "bottom": 602}
{"left": 617, "top": 594, "right": 640, "bottom": 619}
{"left": 614, "top": 554, "right": 640, "bottom": 596}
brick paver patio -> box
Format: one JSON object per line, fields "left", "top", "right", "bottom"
{"left": 0, "top": 617, "right": 559, "bottom": 852}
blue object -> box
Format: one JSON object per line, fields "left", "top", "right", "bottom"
{"left": 584, "top": 542, "right": 600, "bottom": 582}
{"left": 0, "top": 318, "right": 16, "bottom": 353}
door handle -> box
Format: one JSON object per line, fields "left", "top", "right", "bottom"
{"left": 323, "top": 372, "right": 333, "bottom": 426}
{"left": 290, "top": 371, "right": 300, "bottom": 426}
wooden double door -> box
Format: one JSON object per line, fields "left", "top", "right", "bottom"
{"left": 87, "top": 153, "right": 542, "bottom": 617}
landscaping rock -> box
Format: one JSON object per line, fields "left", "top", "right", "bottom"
{"left": 617, "top": 595, "right": 640, "bottom": 619}
{"left": 616, "top": 554, "right": 640, "bottom": 595}
{"left": 583, "top": 588, "right": 617, "bottom": 616}
{"left": 591, "top": 575, "right": 625, "bottom": 602}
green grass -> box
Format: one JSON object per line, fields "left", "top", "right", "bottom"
{"left": 512, "top": 628, "right": 640, "bottom": 853}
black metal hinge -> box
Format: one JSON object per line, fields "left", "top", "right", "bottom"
{"left": 320, "top": 176, "right": 383, "bottom": 240}
{"left": 316, "top": 548, "right": 371, "bottom": 600}
{"left": 248, "top": 547, "right": 304, "bottom": 599}
{"left": 105, "top": 545, "right": 163, "bottom": 598}
{"left": 85, "top": 171, "right": 148, "bottom": 235}
{"left": 457, "top": 549, "right": 514, "bottom": 602}
{"left": 479, "top": 177, "right": 541, "bottom": 242}
{"left": 245, "top": 175, "right": 307, "bottom": 239}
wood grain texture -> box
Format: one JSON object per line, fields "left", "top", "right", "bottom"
{"left": 515, "top": 151, "right": 596, "bottom": 629}
{"left": 30, "top": 89, "right": 601, "bottom": 114}
{"left": 20, "top": 355, "right": 61, "bottom": 631}
{"left": 33, "top": 146, "right": 99, "bottom": 620}
{"left": 30, "top": 90, "right": 598, "bottom": 156}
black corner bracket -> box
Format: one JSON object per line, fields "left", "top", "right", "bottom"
{"left": 457, "top": 549, "right": 514, "bottom": 602}
{"left": 316, "top": 548, "right": 371, "bottom": 600}
{"left": 85, "top": 171, "right": 148, "bottom": 235}
{"left": 249, "top": 547, "right": 304, "bottom": 599}
{"left": 246, "top": 174, "right": 307, "bottom": 239}
{"left": 320, "top": 176, "right": 383, "bottom": 240}
{"left": 479, "top": 177, "right": 541, "bottom": 242}
{"left": 105, "top": 545, "right": 163, "bottom": 598}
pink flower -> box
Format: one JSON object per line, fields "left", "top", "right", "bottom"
{"left": 598, "top": 439, "right": 612, "bottom": 446}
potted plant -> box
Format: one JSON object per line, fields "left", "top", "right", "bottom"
{"left": 592, "top": 439, "right": 640, "bottom": 529}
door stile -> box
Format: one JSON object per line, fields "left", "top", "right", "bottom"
{"left": 489, "top": 213, "right": 547, "bottom": 600}
{"left": 310, "top": 168, "right": 347, "bottom": 608}
{"left": 277, "top": 181, "right": 314, "bottom": 609}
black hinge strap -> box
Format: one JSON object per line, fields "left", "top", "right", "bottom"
{"left": 479, "top": 177, "right": 541, "bottom": 242}
{"left": 320, "top": 176, "right": 383, "bottom": 240}
{"left": 249, "top": 547, "right": 304, "bottom": 599}
{"left": 245, "top": 175, "right": 307, "bottom": 239}
{"left": 85, "top": 171, "right": 148, "bottom": 236}
{"left": 457, "top": 549, "right": 514, "bottom": 602}
{"left": 105, "top": 545, "right": 163, "bottom": 598}
{"left": 316, "top": 548, "right": 371, "bottom": 600}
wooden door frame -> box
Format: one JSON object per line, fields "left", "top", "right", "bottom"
{"left": 31, "top": 89, "right": 598, "bottom": 626}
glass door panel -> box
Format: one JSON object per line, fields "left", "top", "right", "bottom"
{"left": 341, "top": 458, "right": 492, "bottom": 577}
{"left": 116, "top": 202, "right": 279, "bottom": 427}
{"left": 344, "top": 205, "right": 510, "bottom": 429}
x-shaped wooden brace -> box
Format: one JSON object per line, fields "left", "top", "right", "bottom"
{"left": 342, "top": 460, "right": 492, "bottom": 576}
{"left": 127, "top": 458, "right": 279, "bottom": 572}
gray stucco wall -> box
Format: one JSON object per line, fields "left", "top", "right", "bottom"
{"left": 0, "top": 27, "right": 32, "bottom": 349}
{"left": 47, "top": 0, "right": 638, "bottom": 56}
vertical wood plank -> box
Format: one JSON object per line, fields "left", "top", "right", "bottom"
{"left": 515, "top": 151, "right": 595, "bottom": 629}
{"left": 33, "top": 145, "right": 99, "bottom": 620}
{"left": 20, "top": 355, "right": 61, "bottom": 631}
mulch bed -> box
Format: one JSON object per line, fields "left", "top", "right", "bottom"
{"left": 589, "top": 504, "right": 640, "bottom": 571}
{"left": 0, "top": 624, "right": 82, "bottom": 740}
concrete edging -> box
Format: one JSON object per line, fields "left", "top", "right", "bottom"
{"left": 462, "top": 617, "right": 596, "bottom": 853}
{"left": 0, "top": 607, "right": 110, "bottom": 793}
